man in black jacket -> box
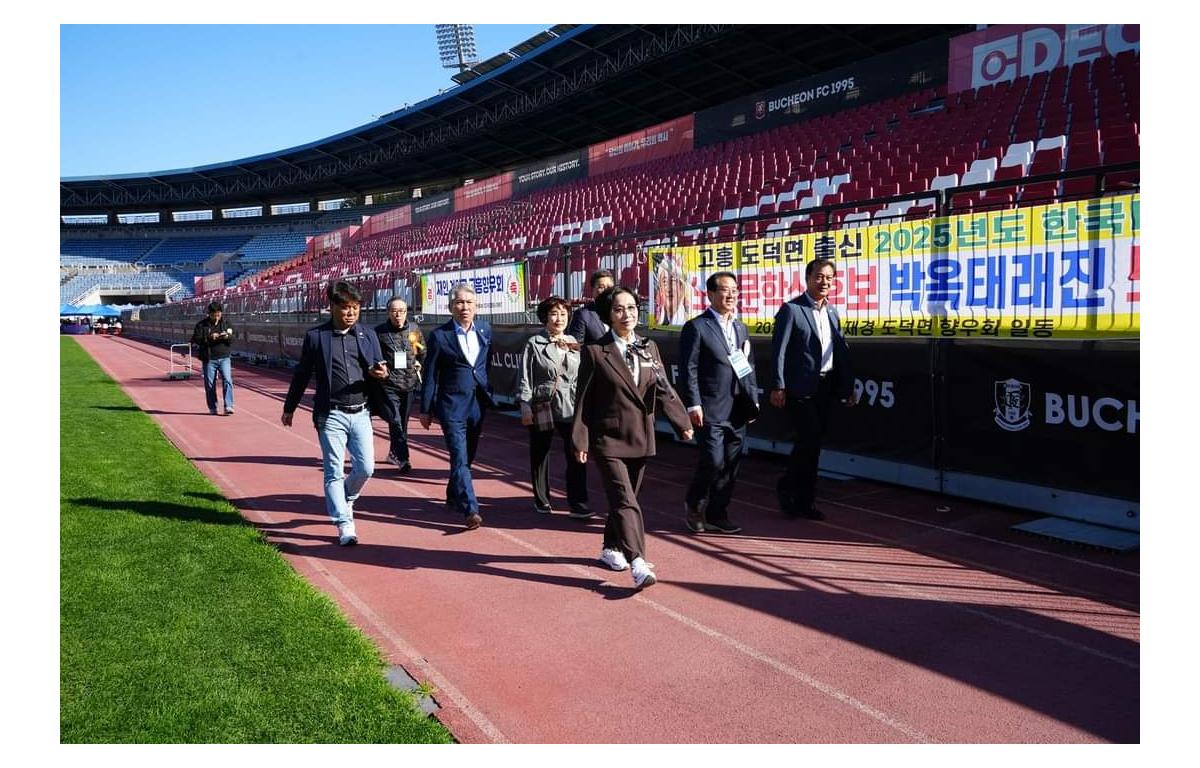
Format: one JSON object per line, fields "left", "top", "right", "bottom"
{"left": 566, "top": 269, "right": 615, "bottom": 345}
{"left": 281, "top": 281, "right": 393, "bottom": 545}
{"left": 375, "top": 297, "right": 425, "bottom": 473}
{"left": 679, "top": 272, "right": 760, "bottom": 534}
{"left": 191, "top": 301, "right": 235, "bottom": 415}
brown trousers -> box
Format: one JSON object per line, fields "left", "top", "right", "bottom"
{"left": 596, "top": 455, "right": 648, "bottom": 560}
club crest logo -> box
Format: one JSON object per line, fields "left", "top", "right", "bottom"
{"left": 755, "top": 100, "right": 766, "bottom": 120}
{"left": 993, "top": 378, "right": 1032, "bottom": 432}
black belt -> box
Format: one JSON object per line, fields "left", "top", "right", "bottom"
{"left": 330, "top": 402, "right": 366, "bottom": 413}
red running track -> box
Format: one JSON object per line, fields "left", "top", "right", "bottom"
{"left": 74, "top": 335, "right": 1140, "bottom": 743}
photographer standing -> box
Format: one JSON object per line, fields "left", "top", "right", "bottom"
{"left": 191, "top": 300, "right": 236, "bottom": 416}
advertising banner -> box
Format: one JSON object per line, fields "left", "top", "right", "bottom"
{"left": 646, "top": 194, "right": 1140, "bottom": 340}
{"left": 513, "top": 149, "right": 588, "bottom": 197}
{"left": 454, "top": 172, "right": 514, "bottom": 212}
{"left": 412, "top": 191, "right": 455, "bottom": 224}
{"left": 588, "top": 115, "right": 694, "bottom": 177}
{"left": 940, "top": 339, "right": 1138, "bottom": 501}
{"left": 359, "top": 203, "right": 412, "bottom": 239}
{"left": 306, "top": 225, "right": 360, "bottom": 258}
{"left": 420, "top": 262, "right": 527, "bottom": 316}
{"left": 948, "top": 24, "right": 1139, "bottom": 93}
{"left": 695, "top": 38, "right": 947, "bottom": 146}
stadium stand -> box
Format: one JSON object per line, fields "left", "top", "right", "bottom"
{"left": 216, "top": 50, "right": 1136, "bottom": 306}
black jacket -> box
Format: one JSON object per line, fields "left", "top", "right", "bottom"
{"left": 374, "top": 320, "right": 426, "bottom": 392}
{"left": 191, "top": 316, "right": 233, "bottom": 361}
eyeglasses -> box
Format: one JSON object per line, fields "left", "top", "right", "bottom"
{"left": 711, "top": 288, "right": 739, "bottom": 296}
{"left": 612, "top": 305, "right": 638, "bottom": 315}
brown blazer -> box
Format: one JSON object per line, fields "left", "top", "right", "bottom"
{"left": 572, "top": 332, "right": 691, "bottom": 458}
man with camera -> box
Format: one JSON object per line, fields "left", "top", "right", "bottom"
{"left": 191, "top": 300, "right": 236, "bottom": 416}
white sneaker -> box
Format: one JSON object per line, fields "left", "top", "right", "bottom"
{"left": 337, "top": 521, "right": 358, "bottom": 546}
{"left": 599, "top": 547, "right": 630, "bottom": 571}
{"left": 631, "top": 557, "right": 656, "bottom": 589}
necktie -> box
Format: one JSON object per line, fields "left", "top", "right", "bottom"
{"left": 624, "top": 344, "right": 638, "bottom": 383}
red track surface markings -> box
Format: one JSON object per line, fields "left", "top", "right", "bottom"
{"left": 73, "top": 335, "right": 1140, "bottom": 743}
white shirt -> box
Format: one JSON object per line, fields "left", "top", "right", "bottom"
{"left": 708, "top": 307, "right": 737, "bottom": 352}
{"left": 455, "top": 322, "right": 479, "bottom": 366}
{"left": 809, "top": 297, "right": 834, "bottom": 374}
{"left": 612, "top": 334, "right": 639, "bottom": 387}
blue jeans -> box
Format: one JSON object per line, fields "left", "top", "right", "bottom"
{"left": 316, "top": 408, "right": 375, "bottom": 525}
{"left": 203, "top": 357, "right": 235, "bottom": 413}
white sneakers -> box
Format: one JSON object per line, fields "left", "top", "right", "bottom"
{"left": 600, "top": 549, "right": 658, "bottom": 588}
{"left": 337, "top": 521, "right": 358, "bottom": 546}
{"left": 630, "top": 557, "right": 656, "bottom": 589}
{"left": 599, "top": 547, "right": 630, "bottom": 571}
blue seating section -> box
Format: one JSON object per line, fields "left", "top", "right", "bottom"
{"left": 236, "top": 232, "right": 313, "bottom": 265}
{"left": 60, "top": 271, "right": 183, "bottom": 305}
{"left": 60, "top": 238, "right": 161, "bottom": 264}
{"left": 140, "top": 235, "right": 252, "bottom": 266}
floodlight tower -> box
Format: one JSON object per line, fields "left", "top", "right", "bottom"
{"left": 435, "top": 24, "right": 480, "bottom": 74}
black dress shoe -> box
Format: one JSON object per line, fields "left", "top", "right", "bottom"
{"left": 799, "top": 505, "right": 825, "bottom": 520}
{"left": 776, "top": 476, "right": 793, "bottom": 514}
{"left": 464, "top": 512, "right": 483, "bottom": 530}
{"left": 397, "top": 461, "right": 412, "bottom": 474}
{"left": 683, "top": 501, "right": 705, "bottom": 533}
{"left": 703, "top": 518, "right": 742, "bottom": 534}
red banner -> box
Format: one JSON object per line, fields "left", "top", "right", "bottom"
{"left": 454, "top": 172, "right": 513, "bottom": 212}
{"left": 305, "top": 225, "right": 360, "bottom": 258}
{"left": 948, "top": 24, "right": 1139, "bottom": 93}
{"left": 588, "top": 114, "right": 694, "bottom": 177}
{"left": 195, "top": 271, "right": 225, "bottom": 295}
{"left": 359, "top": 204, "right": 412, "bottom": 239}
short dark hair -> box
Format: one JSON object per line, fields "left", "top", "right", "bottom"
{"left": 705, "top": 271, "right": 738, "bottom": 292}
{"left": 327, "top": 280, "right": 363, "bottom": 305}
{"left": 594, "top": 286, "right": 638, "bottom": 323}
{"left": 536, "top": 296, "right": 571, "bottom": 325}
{"left": 207, "top": 301, "right": 224, "bottom": 313}
{"left": 589, "top": 269, "right": 615, "bottom": 289}
{"left": 806, "top": 258, "right": 837, "bottom": 279}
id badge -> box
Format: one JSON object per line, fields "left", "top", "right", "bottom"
{"left": 393, "top": 350, "right": 407, "bottom": 369}
{"left": 728, "top": 349, "right": 753, "bottom": 379}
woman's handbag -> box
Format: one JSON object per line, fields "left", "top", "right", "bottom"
{"left": 530, "top": 397, "right": 555, "bottom": 431}
{"left": 530, "top": 338, "right": 568, "bottom": 431}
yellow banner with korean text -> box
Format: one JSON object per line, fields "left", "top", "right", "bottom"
{"left": 647, "top": 194, "right": 1139, "bottom": 339}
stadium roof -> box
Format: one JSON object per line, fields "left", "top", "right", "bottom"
{"left": 61, "top": 23, "right": 971, "bottom": 214}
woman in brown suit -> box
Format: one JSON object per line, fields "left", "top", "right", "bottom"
{"left": 572, "top": 287, "right": 693, "bottom": 589}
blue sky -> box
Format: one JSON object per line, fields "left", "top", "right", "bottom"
{"left": 60, "top": 24, "right": 552, "bottom": 178}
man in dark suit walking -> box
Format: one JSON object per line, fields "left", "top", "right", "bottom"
{"left": 420, "top": 282, "right": 494, "bottom": 529}
{"left": 768, "top": 258, "right": 858, "bottom": 520}
{"left": 281, "top": 280, "right": 393, "bottom": 546}
{"left": 566, "top": 268, "right": 615, "bottom": 345}
{"left": 680, "top": 271, "right": 760, "bottom": 534}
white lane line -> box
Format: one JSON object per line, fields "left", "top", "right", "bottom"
{"left": 487, "top": 526, "right": 936, "bottom": 743}
{"left": 96, "top": 338, "right": 1136, "bottom": 740}
{"left": 87, "top": 338, "right": 512, "bottom": 744}
{"left": 479, "top": 429, "right": 1141, "bottom": 668}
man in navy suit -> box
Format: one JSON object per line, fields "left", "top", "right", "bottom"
{"left": 566, "top": 268, "right": 615, "bottom": 345}
{"left": 282, "top": 280, "right": 393, "bottom": 546}
{"left": 680, "top": 272, "right": 760, "bottom": 534}
{"left": 768, "top": 258, "right": 858, "bottom": 520}
{"left": 420, "top": 282, "right": 494, "bottom": 529}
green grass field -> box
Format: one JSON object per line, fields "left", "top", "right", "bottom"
{"left": 59, "top": 337, "right": 453, "bottom": 743}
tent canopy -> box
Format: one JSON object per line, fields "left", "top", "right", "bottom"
{"left": 61, "top": 304, "right": 120, "bottom": 317}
